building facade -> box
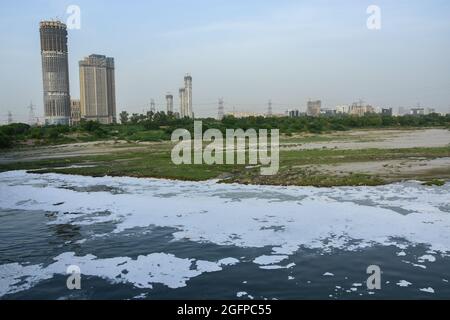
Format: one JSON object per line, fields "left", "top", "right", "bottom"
{"left": 79, "top": 54, "right": 116, "bottom": 124}
{"left": 166, "top": 93, "right": 174, "bottom": 114}
{"left": 381, "top": 108, "right": 393, "bottom": 116}
{"left": 39, "top": 21, "right": 71, "bottom": 125}
{"left": 179, "top": 74, "right": 193, "bottom": 118}
{"left": 306, "top": 100, "right": 321, "bottom": 117}
{"left": 70, "top": 99, "right": 81, "bottom": 125}
{"left": 349, "top": 103, "right": 375, "bottom": 116}
{"left": 179, "top": 88, "right": 186, "bottom": 117}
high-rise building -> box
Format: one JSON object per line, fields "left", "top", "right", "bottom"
{"left": 179, "top": 88, "right": 186, "bottom": 117}
{"left": 306, "top": 100, "right": 321, "bottom": 117}
{"left": 178, "top": 74, "right": 193, "bottom": 118}
{"left": 166, "top": 93, "right": 174, "bottom": 114}
{"left": 79, "top": 54, "right": 116, "bottom": 124}
{"left": 39, "top": 20, "right": 71, "bottom": 125}
{"left": 70, "top": 99, "right": 81, "bottom": 126}
{"left": 184, "top": 74, "right": 193, "bottom": 118}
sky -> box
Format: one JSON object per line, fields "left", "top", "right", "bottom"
{"left": 0, "top": 0, "right": 450, "bottom": 122}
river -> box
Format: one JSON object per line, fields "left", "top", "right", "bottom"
{"left": 0, "top": 171, "right": 449, "bottom": 299}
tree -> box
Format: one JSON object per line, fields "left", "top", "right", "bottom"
{"left": 119, "top": 111, "right": 129, "bottom": 124}
{"left": 0, "top": 132, "right": 12, "bottom": 148}
{"left": 81, "top": 120, "right": 101, "bottom": 132}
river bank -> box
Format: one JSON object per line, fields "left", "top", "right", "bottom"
{"left": 0, "top": 128, "right": 449, "bottom": 187}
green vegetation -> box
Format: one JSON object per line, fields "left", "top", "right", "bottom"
{"left": 1, "top": 143, "right": 448, "bottom": 187}
{"left": 1, "top": 112, "right": 448, "bottom": 187}
{"left": 0, "top": 112, "right": 449, "bottom": 150}
{"left": 422, "top": 179, "right": 446, "bottom": 186}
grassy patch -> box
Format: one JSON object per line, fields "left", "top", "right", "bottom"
{"left": 1, "top": 144, "right": 449, "bottom": 187}
{"left": 422, "top": 179, "right": 446, "bottom": 186}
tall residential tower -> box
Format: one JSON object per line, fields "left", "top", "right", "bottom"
{"left": 166, "top": 93, "right": 174, "bottom": 114}
{"left": 184, "top": 74, "right": 193, "bottom": 118}
{"left": 39, "top": 21, "right": 71, "bottom": 125}
{"left": 79, "top": 54, "right": 117, "bottom": 124}
{"left": 179, "top": 74, "right": 193, "bottom": 118}
{"left": 179, "top": 88, "right": 186, "bottom": 117}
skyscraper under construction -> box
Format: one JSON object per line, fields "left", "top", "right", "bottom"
{"left": 179, "top": 74, "right": 193, "bottom": 118}
{"left": 166, "top": 93, "right": 174, "bottom": 114}
{"left": 39, "top": 21, "right": 71, "bottom": 125}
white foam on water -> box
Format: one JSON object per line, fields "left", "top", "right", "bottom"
{"left": 218, "top": 258, "right": 240, "bottom": 266}
{"left": 1, "top": 171, "right": 450, "bottom": 297}
{"left": 418, "top": 255, "right": 436, "bottom": 263}
{"left": 396, "top": 280, "right": 412, "bottom": 287}
{"left": 1, "top": 171, "right": 449, "bottom": 255}
{"left": 253, "top": 255, "right": 288, "bottom": 265}
{"left": 0, "top": 251, "right": 232, "bottom": 297}
{"left": 419, "top": 287, "right": 435, "bottom": 293}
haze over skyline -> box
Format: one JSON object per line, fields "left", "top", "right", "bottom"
{"left": 1, "top": 0, "right": 450, "bottom": 122}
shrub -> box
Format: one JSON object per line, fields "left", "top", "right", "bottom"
{"left": 0, "top": 132, "right": 13, "bottom": 148}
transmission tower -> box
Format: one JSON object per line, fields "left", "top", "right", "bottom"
{"left": 7, "top": 111, "right": 13, "bottom": 124}
{"left": 150, "top": 99, "right": 156, "bottom": 113}
{"left": 218, "top": 98, "right": 224, "bottom": 120}
{"left": 267, "top": 99, "right": 273, "bottom": 116}
{"left": 28, "top": 101, "right": 36, "bottom": 125}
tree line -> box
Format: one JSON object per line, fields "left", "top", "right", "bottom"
{"left": 1, "top": 112, "right": 449, "bottom": 149}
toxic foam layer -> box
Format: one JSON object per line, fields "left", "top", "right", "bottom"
{"left": 0, "top": 171, "right": 450, "bottom": 296}
{"left": 0, "top": 252, "right": 235, "bottom": 297}
{"left": 0, "top": 171, "right": 449, "bottom": 253}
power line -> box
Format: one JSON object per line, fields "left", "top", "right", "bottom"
{"left": 150, "top": 99, "right": 156, "bottom": 112}
{"left": 28, "top": 101, "right": 37, "bottom": 125}
{"left": 7, "top": 111, "right": 13, "bottom": 124}
{"left": 218, "top": 97, "right": 224, "bottom": 120}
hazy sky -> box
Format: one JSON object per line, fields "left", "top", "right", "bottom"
{"left": 1, "top": 0, "right": 450, "bottom": 122}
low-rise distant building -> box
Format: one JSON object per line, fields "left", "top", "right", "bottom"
{"left": 411, "top": 108, "right": 425, "bottom": 115}
{"left": 226, "top": 111, "right": 266, "bottom": 118}
{"left": 320, "top": 109, "right": 336, "bottom": 116}
{"left": 381, "top": 108, "right": 393, "bottom": 116}
{"left": 348, "top": 103, "right": 375, "bottom": 116}
{"left": 335, "top": 105, "right": 350, "bottom": 114}
{"left": 398, "top": 107, "right": 407, "bottom": 116}
{"left": 287, "top": 109, "right": 305, "bottom": 117}
{"left": 70, "top": 99, "right": 81, "bottom": 125}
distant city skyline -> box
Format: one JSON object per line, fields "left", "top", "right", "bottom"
{"left": 1, "top": 0, "right": 450, "bottom": 123}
